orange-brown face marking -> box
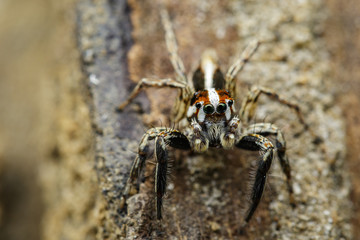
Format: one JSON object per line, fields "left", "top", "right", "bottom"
{"left": 187, "top": 88, "right": 235, "bottom": 122}
{"left": 190, "top": 89, "right": 232, "bottom": 105}
{"left": 216, "top": 89, "right": 232, "bottom": 103}
{"left": 191, "top": 90, "right": 209, "bottom": 105}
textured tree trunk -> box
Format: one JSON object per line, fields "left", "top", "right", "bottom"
{"left": 45, "top": 0, "right": 355, "bottom": 239}
{"left": 1, "top": 0, "right": 359, "bottom": 240}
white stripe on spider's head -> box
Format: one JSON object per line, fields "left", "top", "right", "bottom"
{"left": 208, "top": 88, "right": 220, "bottom": 106}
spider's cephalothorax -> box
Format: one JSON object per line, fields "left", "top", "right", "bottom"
{"left": 187, "top": 88, "right": 236, "bottom": 150}
{"left": 118, "top": 8, "right": 307, "bottom": 226}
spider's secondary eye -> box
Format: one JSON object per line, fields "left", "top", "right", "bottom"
{"left": 195, "top": 102, "right": 202, "bottom": 109}
{"left": 216, "top": 103, "right": 227, "bottom": 113}
{"left": 203, "top": 104, "right": 215, "bottom": 114}
{"left": 227, "top": 100, "right": 233, "bottom": 107}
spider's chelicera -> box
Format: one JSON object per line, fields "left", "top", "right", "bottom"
{"left": 118, "top": 8, "right": 306, "bottom": 225}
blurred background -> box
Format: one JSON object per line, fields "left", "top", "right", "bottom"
{"left": 0, "top": 0, "right": 359, "bottom": 239}
{"left": 0, "top": 0, "right": 78, "bottom": 239}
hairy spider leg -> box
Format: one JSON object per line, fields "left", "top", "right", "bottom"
{"left": 235, "top": 134, "right": 275, "bottom": 224}
{"left": 154, "top": 130, "right": 191, "bottom": 219}
{"left": 160, "top": 7, "right": 195, "bottom": 122}
{"left": 239, "top": 86, "right": 308, "bottom": 130}
{"left": 245, "top": 123, "right": 295, "bottom": 207}
{"left": 160, "top": 7, "right": 187, "bottom": 84}
{"left": 118, "top": 8, "right": 194, "bottom": 121}
{"left": 117, "top": 78, "right": 186, "bottom": 111}
{"left": 121, "top": 127, "right": 191, "bottom": 219}
{"left": 122, "top": 127, "right": 165, "bottom": 199}
{"left": 225, "top": 40, "right": 260, "bottom": 98}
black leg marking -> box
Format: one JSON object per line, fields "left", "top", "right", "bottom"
{"left": 245, "top": 155, "right": 273, "bottom": 222}
{"left": 122, "top": 128, "right": 191, "bottom": 218}
{"left": 245, "top": 123, "right": 295, "bottom": 206}
{"left": 122, "top": 128, "right": 191, "bottom": 220}
{"left": 154, "top": 131, "right": 191, "bottom": 219}
{"left": 155, "top": 137, "right": 168, "bottom": 220}
{"left": 121, "top": 128, "right": 161, "bottom": 209}
{"left": 276, "top": 141, "right": 295, "bottom": 207}
{"left": 236, "top": 134, "right": 274, "bottom": 223}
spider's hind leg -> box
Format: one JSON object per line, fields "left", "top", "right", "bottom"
{"left": 160, "top": 7, "right": 187, "bottom": 84}
{"left": 239, "top": 86, "right": 308, "bottom": 131}
{"left": 245, "top": 123, "right": 295, "bottom": 207}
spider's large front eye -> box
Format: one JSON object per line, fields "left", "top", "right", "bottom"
{"left": 203, "top": 104, "right": 215, "bottom": 114}
{"left": 216, "top": 103, "right": 227, "bottom": 113}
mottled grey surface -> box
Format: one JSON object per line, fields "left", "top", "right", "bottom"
{"left": 77, "top": 0, "right": 144, "bottom": 237}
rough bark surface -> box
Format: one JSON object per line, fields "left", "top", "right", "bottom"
{"left": 39, "top": 1, "right": 101, "bottom": 240}
{"left": 1, "top": 0, "right": 360, "bottom": 240}
{"left": 76, "top": 0, "right": 353, "bottom": 239}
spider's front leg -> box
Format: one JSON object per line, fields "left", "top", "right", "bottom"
{"left": 245, "top": 123, "right": 295, "bottom": 206}
{"left": 122, "top": 128, "right": 165, "bottom": 201}
{"left": 154, "top": 130, "right": 191, "bottom": 219}
{"left": 122, "top": 127, "right": 191, "bottom": 220}
{"left": 235, "top": 134, "right": 275, "bottom": 224}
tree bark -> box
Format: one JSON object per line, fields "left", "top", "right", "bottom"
{"left": 75, "top": 0, "right": 353, "bottom": 239}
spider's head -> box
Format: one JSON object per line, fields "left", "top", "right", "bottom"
{"left": 187, "top": 88, "right": 235, "bottom": 123}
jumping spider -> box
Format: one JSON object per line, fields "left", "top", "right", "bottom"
{"left": 118, "top": 8, "right": 306, "bottom": 225}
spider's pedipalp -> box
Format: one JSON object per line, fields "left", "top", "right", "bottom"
{"left": 189, "top": 119, "right": 209, "bottom": 152}
{"left": 220, "top": 116, "right": 241, "bottom": 149}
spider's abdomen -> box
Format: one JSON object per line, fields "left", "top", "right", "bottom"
{"left": 192, "top": 49, "right": 225, "bottom": 91}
